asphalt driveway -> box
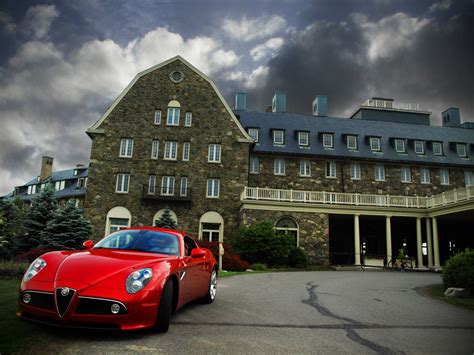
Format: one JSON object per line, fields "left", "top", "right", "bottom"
{"left": 29, "top": 271, "right": 474, "bottom": 354}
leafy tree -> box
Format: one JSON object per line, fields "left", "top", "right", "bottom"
{"left": 231, "top": 220, "right": 296, "bottom": 266}
{"left": 41, "top": 200, "right": 92, "bottom": 250}
{"left": 155, "top": 208, "right": 178, "bottom": 230}
{"left": 21, "top": 184, "right": 57, "bottom": 251}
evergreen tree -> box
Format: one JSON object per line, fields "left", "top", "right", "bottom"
{"left": 0, "top": 197, "right": 27, "bottom": 258}
{"left": 21, "top": 184, "right": 57, "bottom": 251}
{"left": 41, "top": 200, "right": 92, "bottom": 250}
{"left": 155, "top": 208, "right": 178, "bottom": 230}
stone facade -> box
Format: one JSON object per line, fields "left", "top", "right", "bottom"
{"left": 84, "top": 58, "right": 251, "bottom": 240}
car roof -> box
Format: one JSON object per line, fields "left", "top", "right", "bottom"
{"left": 118, "top": 227, "right": 184, "bottom": 238}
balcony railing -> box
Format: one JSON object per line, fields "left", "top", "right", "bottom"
{"left": 362, "top": 99, "right": 421, "bottom": 112}
{"left": 142, "top": 185, "right": 192, "bottom": 201}
{"left": 241, "top": 186, "right": 474, "bottom": 209}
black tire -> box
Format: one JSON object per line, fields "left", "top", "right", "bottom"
{"left": 203, "top": 268, "right": 217, "bottom": 304}
{"left": 156, "top": 280, "right": 173, "bottom": 333}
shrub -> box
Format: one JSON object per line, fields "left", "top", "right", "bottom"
{"left": 231, "top": 220, "right": 295, "bottom": 266}
{"left": 0, "top": 262, "right": 29, "bottom": 279}
{"left": 288, "top": 247, "right": 308, "bottom": 268}
{"left": 250, "top": 263, "right": 267, "bottom": 271}
{"left": 443, "top": 249, "right": 474, "bottom": 293}
{"left": 197, "top": 240, "right": 250, "bottom": 271}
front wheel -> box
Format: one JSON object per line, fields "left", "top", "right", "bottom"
{"left": 155, "top": 280, "right": 173, "bottom": 332}
{"left": 203, "top": 269, "right": 217, "bottom": 304}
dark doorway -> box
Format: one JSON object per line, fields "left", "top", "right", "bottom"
{"left": 329, "top": 215, "right": 354, "bottom": 265}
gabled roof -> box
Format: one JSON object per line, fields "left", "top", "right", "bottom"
{"left": 87, "top": 55, "right": 252, "bottom": 143}
{"left": 237, "top": 111, "right": 474, "bottom": 167}
{"left": 23, "top": 168, "right": 88, "bottom": 187}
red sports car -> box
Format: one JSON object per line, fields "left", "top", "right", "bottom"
{"left": 17, "top": 227, "right": 218, "bottom": 332}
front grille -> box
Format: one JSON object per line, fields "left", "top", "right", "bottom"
{"left": 21, "top": 291, "right": 55, "bottom": 311}
{"left": 55, "top": 288, "right": 75, "bottom": 317}
{"left": 21, "top": 312, "right": 121, "bottom": 330}
{"left": 76, "top": 297, "right": 127, "bottom": 315}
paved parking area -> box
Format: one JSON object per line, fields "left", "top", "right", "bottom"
{"left": 31, "top": 271, "right": 474, "bottom": 354}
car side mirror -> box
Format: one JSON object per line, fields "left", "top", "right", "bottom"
{"left": 83, "top": 240, "right": 94, "bottom": 249}
{"left": 191, "top": 248, "right": 206, "bottom": 258}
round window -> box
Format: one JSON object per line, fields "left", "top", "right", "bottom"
{"left": 169, "top": 71, "right": 184, "bottom": 83}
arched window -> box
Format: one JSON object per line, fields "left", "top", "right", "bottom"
{"left": 199, "top": 211, "right": 224, "bottom": 242}
{"left": 153, "top": 209, "right": 178, "bottom": 227}
{"left": 167, "top": 100, "right": 180, "bottom": 126}
{"left": 105, "top": 206, "right": 131, "bottom": 235}
{"left": 275, "top": 216, "right": 299, "bottom": 246}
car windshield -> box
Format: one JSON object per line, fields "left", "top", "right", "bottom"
{"left": 93, "top": 230, "right": 180, "bottom": 256}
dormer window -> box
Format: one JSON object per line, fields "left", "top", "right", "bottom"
{"left": 273, "top": 130, "right": 285, "bottom": 145}
{"left": 167, "top": 100, "right": 180, "bottom": 126}
{"left": 370, "top": 137, "right": 381, "bottom": 152}
{"left": 248, "top": 128, "right": 259, "bottom": 143}
{"left": 154, "top": 110, "right": 162, "bottom": 125}
{"left": 322, "top": 133, "right": 334, "bottom": 148}
{"left": 27, "top": 185, "right": 37, "bottom": 195}
{"left": 414, "top": 140, "right": 424, "bottom": 155}
{"left": 55, "top": 180, "right": 65, "bottom": 191}
{"left": 347, "top": 135, "right": 357, "bottom": 150}
{"left": 432, "top": 142, "right": 443, "bottom": 156}
{"left": 298, "top": 132, "right": 309, "bottom": 146}
{"left": 395, "top": 139, "right": 405, "bottom": 153}
{"left": 77, "top": 178, "right": 85, "bottom": 188}
{"left": 456, "top": 143, "right": 467, "bottom": 157}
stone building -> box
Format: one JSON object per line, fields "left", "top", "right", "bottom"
{"left": 83, "top": 56, "right": 474, "bottom": 267}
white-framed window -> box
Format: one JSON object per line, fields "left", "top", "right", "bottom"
{"left": 164, "top": 141, "right": 178, "bottom": 160}
{"left": 298, "top": 132, "right": 309, "bottom": 146}
{"left": 395, "top": 139, "right": 405, "bottom": 153}
{"left": 439, "top": 170, "right": 450, "bottom": 185}
{"left": 116, "top": 174, "right": 130, "bottom": 193}
{"left": 325, "top": 161, "right": 336, "bottom": 178}
{"left": 465, "top": 171, "right": 473, "bottom": 186}
{"left": 206, "top": 178, "right": 220, "bottom": 198}
{"left": 347, "top": 135, "right": 357, "bottom": 150}
{"left": 401, "top": 167, "right": 411, "bottom": 183}
{"left": 350, "top": 163, "right": 361, "bottom": 180}
{"left": 370, "top": 137, "right": 381, "bottom": 151}
{"left": 274, "top": 158, "right": 285, "bottom": 175}
{"left": 167, "top": 107, "right": 180, "bottom": 126}
{"left": 151, "top": 140, "right": 159, "bottom": 159}
{"left": 185, "top": 112, "right": 192, "bottom": 127}
{"left": 148, "top": 175, "right": 156, "bottom": 194}
{"left": 208, "top": 144, "right": 221, "bottom": 163}
{"left": 322, "top": 133, "right": 334, "bottom": 148}
{"left": 77, "top": 178, "right": 85, "bottom": 188}
{"left": 414, "top": 140, "right": 424, "bottom": 155}
{"left": 119, "top": 138, "right": 134, "bottom": 158}
{"left": 432, "top": 142, "right": 443, "bottom": 156}
{"left": 182, "top": 142, "right": 190, "bottom": 161}
{"left": 299, "top": 160, "right": 311, "bottom": 177}
{"left": 456, "top": 143, "right": 467, "bottom": 157}
{"left": 55, "top": 180, "right": 65, "bottom": 191}
{"left": 27, "top": 185, "right": 37, "bottom": 195}
{"left": 420, "top": 168, "right": 431, "bottom": 184}
{"left": 108, "top": 218, "right": 130, "bottom": 234}
{"left": 161, "top": 176, "right": 175, "bottom": 196}
{"left": 273, "top": 130, "right": 285, "bottom": 145}
{"left": 154, "top": 110, "right": 161, "bottom": 125}
{"left": 180, "top": 177, "right": 188, "bottom": 196}
{"left": 374, "top": 165, "right": 385, "bottom": 181}
{"left": 250, "top": 156, "right": 259, "bottom": 174}
{"left": 248, "top": 128, "right": 259, "bottom": 142}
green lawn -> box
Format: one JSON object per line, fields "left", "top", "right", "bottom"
{"left": 426, "top": 284, "right": 474, "bottom": 311}
{"left": 0, "top": 279, "right": 50, "bottom": 353}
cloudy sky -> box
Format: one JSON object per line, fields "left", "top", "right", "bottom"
{"left": 0, "top": 0, "right": 473, "bottom": 195}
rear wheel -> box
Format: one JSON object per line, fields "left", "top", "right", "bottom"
{"left": 155, "top": 281, "right": 173, "bottom": 332}
{"left": 203, "top": 269, "right": 217, "bottom": 304}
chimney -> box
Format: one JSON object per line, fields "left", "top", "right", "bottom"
{"left": 313, "top": 95, "right": 328, "bottom": 117}
{"left": 40, "top": 156, "right": 53, "bottom": 181}
{"left": 272, "top": 92, "right": 286, "bottom": 113}
{"left": 234, "top": 92, "right": 247, "bottom": 111}
{"left": 441, "top": 107, "right": 461, "bottom": 128}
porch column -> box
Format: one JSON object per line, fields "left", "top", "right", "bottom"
{"left": 426, "top": 218, "right": 433, "bottom": 268}
{"left": 432, "top": 217, "right": 441, "bottom": 268}
{"left": 354, "top": 214, "right": 361, "bottom": 265}
{"left": 416, "top": 217, "right": 424, "bottom": 268}
{"left": 385, "top": 216, "right": 392, "bottom": 265}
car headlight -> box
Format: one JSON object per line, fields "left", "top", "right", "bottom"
{"left": 23, "top": 258, "right": 47, "bottom": 283}
{"left": 126, "top": 268, "right": 153, "bottom": 294}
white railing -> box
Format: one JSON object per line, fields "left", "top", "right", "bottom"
{"left": 241, "top": 186, "right": 474, "bottom": 210}
{"left": 362, "top": 99, "right": 421, "bottom": 112}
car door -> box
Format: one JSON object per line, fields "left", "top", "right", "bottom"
{"left": 182, "top": 236, "right": 208, "bottom": 302}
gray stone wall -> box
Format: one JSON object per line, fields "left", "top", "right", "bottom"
{"left": 240, "top": 208, "right": 330, "bottom": 265}
{"left": 84, "top": 59, "right": 251, "bottom": 240}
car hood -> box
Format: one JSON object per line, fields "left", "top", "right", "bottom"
{"left": 54, "top": 249, "right": 175, "bottom": 287}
